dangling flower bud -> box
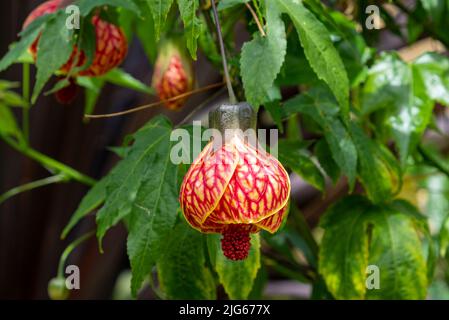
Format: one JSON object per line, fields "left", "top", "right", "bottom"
{"left": 180, "top": 103, "right": 290, "bottom": 260}
{"left": 152, "top": 39, "right": 194, "bottom": 110}
{"left": 23, "top": 0, "right": 128, "bottom": 103}
{"left": 48, "top": 277, "right": 69, "bottom": 300}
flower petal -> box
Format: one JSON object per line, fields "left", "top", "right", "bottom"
{"left": 180, "top": 141, "right": 239, "bottom": 229}
{"left": 207, "top": 138, "right": 290, "bottom": 224}
{"left": 255, "top": 204, "right": 289, "bottom": 233}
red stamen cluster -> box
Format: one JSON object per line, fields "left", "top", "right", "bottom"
{"left": 221, "top": 225, "right": 252, "bottom": 260}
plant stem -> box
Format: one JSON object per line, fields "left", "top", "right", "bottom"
{"left": 264, "top": 257, "right": 313, "bottom": 283}
{"left": 246, "top": 2, "right": 265, "bottom": 36}
{"left": 22, "top": 63, "right": 30, "bottom": 145}
{"left": 418, "top": 144, "right": 449, "bottom": 179}
{"left": 252, "top": 0, "right": 264, "bottom": 24}
{"left": 57, "top": 231, "right": 94, "bottom": 278}
{"left": 210, "top": 0, "right": 237, "bottom": 104}
{"left": 3, "top": 136, "right": 96, "bottom": 186}
{"left": 0, "top": 174, "right": 67, "bottom": 206}
{"left": 176, "top": 87, "right": 226, "bottom": 127}
{"left": 85, "top": 82, "right": 225, "bottom": 119}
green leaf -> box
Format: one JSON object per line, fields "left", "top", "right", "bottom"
{"left": 77, "top": 0, "right": 141, "bottom": 16}
{"left": 264, "top": 100, "right": 284, "bottom": 133}
{"left": 61, "top": 177, "right": 108, "bottom": 239}
{"left": 146, "top": 0, "right": 175, "bottom": 41}
{"left": 93, "top": 117, "right": 187, "bottom": 297}
{"left": 0, "top": 81, "right": 19, "bottom": 91}
{"left": 319, "top": 195, "right": 429, "bottom": 299}
{"left": 0, "top": 91, "right": 28, "bottom": 108}
{"left": 365, "top": 204, "right": 427, "bottom": 299}
{"left": 319, "top": 195, "right": 371, "bottom": 299}
{"left": 361, "top": 53, "right": 434, "bottom": 164}
{"left": 285, "top": 204, "right": 319, "bottom": 268}
{"left": 413, "top": 53, "right": 449, "bottom": 106}
{"left": 177, "top": 0, "right": 202, "bottom": 60}
{"left": 118, "top": 7, "right": 136, "bottom": 41}
{"left": 0, "top": 14, "right": 51, "bottom": 72}
{"left": 247, "top": 265, "right": 268, "bottom": 299}
{"left": 136, "top": 5, "right": 157, "bottom": 62}
{"left": 420, "top": 0, "right": 446, "bottom": 26}
{"left": 0, "top": 103, "right": 21, "bottom": 140}
{"left": 77, "top": 76, "right": 105, "bottom": 116}
{"left": 126, "top": 143, "right": 180, "bottom": 296}
{"left": 277, "top": 50, "right": 318, "bottom": 86}
{"left": 96, "top": 116, "right": 179, "bottom": 250}
{"left": 101, "top": 68, "right": 154, "bottom": 94}
{"left": 277, "top": 139, "right": 325, "bottom": 191}
{"left": 420, "top": 170, "right": 449, "bottom": 233}
{"left": 314, "top": 139, "right": 340, "bottom": 183}
{"left": 276, "top": 0, "right": 349, "bottom": 120}
{"left": 240, "top": 0, "right": 286, "bottom": 110}
{"left": 45, "top": 77, "right": 72, "bottom": 96}
{"left": 76, "top": 16, "right": 97, "bottom": 73}
{"left": 32, "top": 11, "right": 75, "bottom": 103}
{"left": 284, "top": 86, "right": 357, "bottom": 188}
{"left": 392, "top": 199, "right": 437, "bottom": 282}
{"left": 208, "top": 233, "right": 261, "bottom": 300}
{"left": 440, "top": 214, "right": 449, "bottom": 257}
{"left": 217, "top": 0, "right": 249, "bottom": 11}
{"left": 158, "top": 221, "right": 216, "bottom": 299}
{"left": 419, "top": 144, "right": 449, "bottom": 178}
{"left": 349, "top": 123, "right": 401, "bottom": 203}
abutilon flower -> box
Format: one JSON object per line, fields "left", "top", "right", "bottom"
{"left": 23, "top": 0, "right": 128, "bottom": 102}
{"left": 180, "top": 103, "right": 291, "bottom": 261}
{"left": 152, "top": 40, "right": 194, "bottom": 111}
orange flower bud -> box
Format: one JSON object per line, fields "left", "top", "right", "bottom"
{"left": 180, "top": 103, "right": 290, "bottom": 260}
{"left": 152, "top": 40, "right": 194, "bottom": 110}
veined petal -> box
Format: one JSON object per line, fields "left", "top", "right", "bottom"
{"left": 180, "top": 141, "right": 239, "bottom": 229}
{"left": 207, "top": 138, "right": 290, "bottom": 224}
{"left": 256, "top": 203, "right": 289, "bottom": 233}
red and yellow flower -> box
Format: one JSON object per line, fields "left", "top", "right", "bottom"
{"left": 23, "top": 0, "right": 128, "bottom": 77}
{"left": 152, "top": 40, "right": 194, "bottom": 110}
{"left": 180, "top": 103, "right": 290, "bottom": 260}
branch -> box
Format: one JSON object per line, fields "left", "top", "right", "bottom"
{"left": 0, "top": 174, "right": 67, "bottom": 206}
{"left": 85, "top": 82, "right": 225, "bottom": 119}
{"left": 3, "top": 136, "right": 96, "bottom": 186}
{"left": 418, "top": 144, "right": 449, "bottom": 179}
{"left": 211, "top": 0, "right": 237, "bottom": 103}
{"left": 245, "top": 2, "right": 266, "bottom": 37}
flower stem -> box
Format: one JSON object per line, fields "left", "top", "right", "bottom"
{"left": 252, "top": 0, "right": 264, "bottom": 25}
{"left": 57, "top": 231, "right": 94, "bottom": 278}
{"left": 22, "top": 63, "right": 30, "bottom": 145}
{"left": 3, "top": 136, "right": 96, "bottom": 186}
{"left": 0, "top": 174, "right": 67, "bottom": 206}
{"left": 211, "top": 0, "right": 237, "bottom": 104}
{"left": 245, "top": 2, "right": 266, "bottom": 37}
